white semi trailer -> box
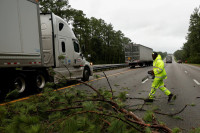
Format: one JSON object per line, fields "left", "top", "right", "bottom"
{"left": 125, "top": 43, "right": 153, "bottom": 68}
{"left": 0, "top": 0, "right": 93, "bottom": 94}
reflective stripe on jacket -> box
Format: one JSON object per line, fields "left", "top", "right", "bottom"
{"left": 153, "top": 54, "right": 167, "bottom": 79}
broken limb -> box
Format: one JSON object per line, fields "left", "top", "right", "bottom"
{"left": 134, "top": 105, "right": 188, "bottom": 117}
{"left": 77, "top": 81, "right": 173, "bottom": 132}
{"left": 103, "top": 71, "right": 114, "bottom": 98}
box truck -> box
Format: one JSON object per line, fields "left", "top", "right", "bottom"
{"left": 125, "top": 43, "right": 153, "bottom": 68}
{"left": 166, "top": 55, "right": 172, "bottom": 63}
{"left": 0, "top": 0, "right": 93, "bottom": 94}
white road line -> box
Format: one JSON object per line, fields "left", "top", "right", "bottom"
{"left": 142, "top": 78, "right": 149, "bottom": 84}
{"left": 193, "top": 79, "right": 200, "bottom": 85}
{"left": 185, "top": 71, "right": 188, "bottom": 74}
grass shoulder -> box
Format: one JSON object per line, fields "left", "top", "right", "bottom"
{"left": 186, "top": 63, "right": 200, "bottom": 68}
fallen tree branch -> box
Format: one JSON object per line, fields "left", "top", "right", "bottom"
{"left": 126, "top": 116, "right": 172, "bottom": 133}
{"left": 78, "top": 81, "right": 104, "bottom": 99}
{"left": 139, "top": 102, "right": 146, "bottom": 111}
{"left": 102, "top": 119, "right": 111, "bottom": 126}
{"left": 47, "top": 106, "right": 83, "bottom": 112}
{"left": 134, "top": 105, "right": 188, "bottom": 117}
{"left": 126, "top": 97, "right": 145, "bottom": 100}
{"left": 155, "top": 105, "right": 188, "bottom": 116}
{"left": 77, "top": 80, "right": 173, "bottom": 132}
{"left": 103, "top": 71, "right": 114, "bottom": 98}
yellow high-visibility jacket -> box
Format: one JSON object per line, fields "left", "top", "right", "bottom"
{"left": 153, "top": 54, "right": 167, "bottom": 79}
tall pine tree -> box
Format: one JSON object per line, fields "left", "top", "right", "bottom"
{"left": 174, "top": 6, "right": 200, "bottom": 63}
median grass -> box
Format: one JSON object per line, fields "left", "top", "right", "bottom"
{"left": 188, "top": 64, "right": 200, "bottom": 68}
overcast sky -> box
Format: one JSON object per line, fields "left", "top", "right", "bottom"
{"left": 69, "top": 0, "right": 199, "bottom": 53}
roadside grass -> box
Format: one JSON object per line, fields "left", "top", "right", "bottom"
{"left": 186, "top": 64, "right": 200, "bottom": 68}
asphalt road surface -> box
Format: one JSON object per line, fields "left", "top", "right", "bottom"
{"left": 75, "top": 61, "right": 200, "bottom": 132}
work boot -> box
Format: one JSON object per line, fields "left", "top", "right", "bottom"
{"left": 144, "top": 98, "right": 153, "bottom": 102}
{"left": 168, "top": 94, "right": 174, "bottom": 102}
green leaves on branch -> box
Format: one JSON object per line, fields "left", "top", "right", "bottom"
{"left": 143, "top": 111, "right": 153, "bottom": 123}
{"left": 107, "top": 120, "right": 126, "bottom": 133}
{"left": 39, "top": 0, "right": 70, "bottom": 19}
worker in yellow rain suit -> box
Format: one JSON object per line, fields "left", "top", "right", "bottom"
{"left": 145, "top": 52, "right": 173, "bottom": 102}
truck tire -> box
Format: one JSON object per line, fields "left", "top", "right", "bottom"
{"left": 35, "top": 72, "right": 46, "bottom": 89}
{"left": 82, "top": 67, "right": 90, "bottom": 81}
{"left": 130, "top": 65, "right": 135, "bottom": 68}
{"left": 139, "top": 63, "right": 143, "bottom": 67}
{"left": 13, "top": 74, "right": 26, "bottom": 93}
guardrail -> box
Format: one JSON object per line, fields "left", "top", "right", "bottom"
{"left": 93, "top": 63, "right": 129, "bottom": 71}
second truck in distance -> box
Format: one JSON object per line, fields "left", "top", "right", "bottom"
{"left": 166, "top": 55, "right": 172, "bottom": 63}
{"left": 125, "top": 43, "right": 153, "bottom": 68}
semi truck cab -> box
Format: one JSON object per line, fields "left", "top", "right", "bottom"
{"left": 41, "top": 13, "right": 93, "bottom": 82}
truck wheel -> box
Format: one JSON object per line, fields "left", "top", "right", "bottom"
{"left": 130, "top": 66, "right": 135, "bottom": 69}
{"left": 35, "top": 73, "right": 46, "bottom": 89}
{"left": 13, "top": 74, "right": 26, "bottom": 93}
{"left": 82, "top": 67, "right": 90, "bottom": 81}
{"left": 139, "top": 63, "right": 143, "bottom": 67}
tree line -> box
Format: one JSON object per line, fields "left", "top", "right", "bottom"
{"left": 174, "top": 6, "right": 200, "bottom": 63}
{"left": 157, "top": 52, "right": 168, "bottom": 59}
{"left": 39, "top": 0, "right": 132, "bottom": 64}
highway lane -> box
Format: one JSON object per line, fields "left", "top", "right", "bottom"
{"left": 157, "top": 61, "right": 200, "bottom": 132}
{"left": 178, "top": 64, "right": 200, "bottom": 85}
